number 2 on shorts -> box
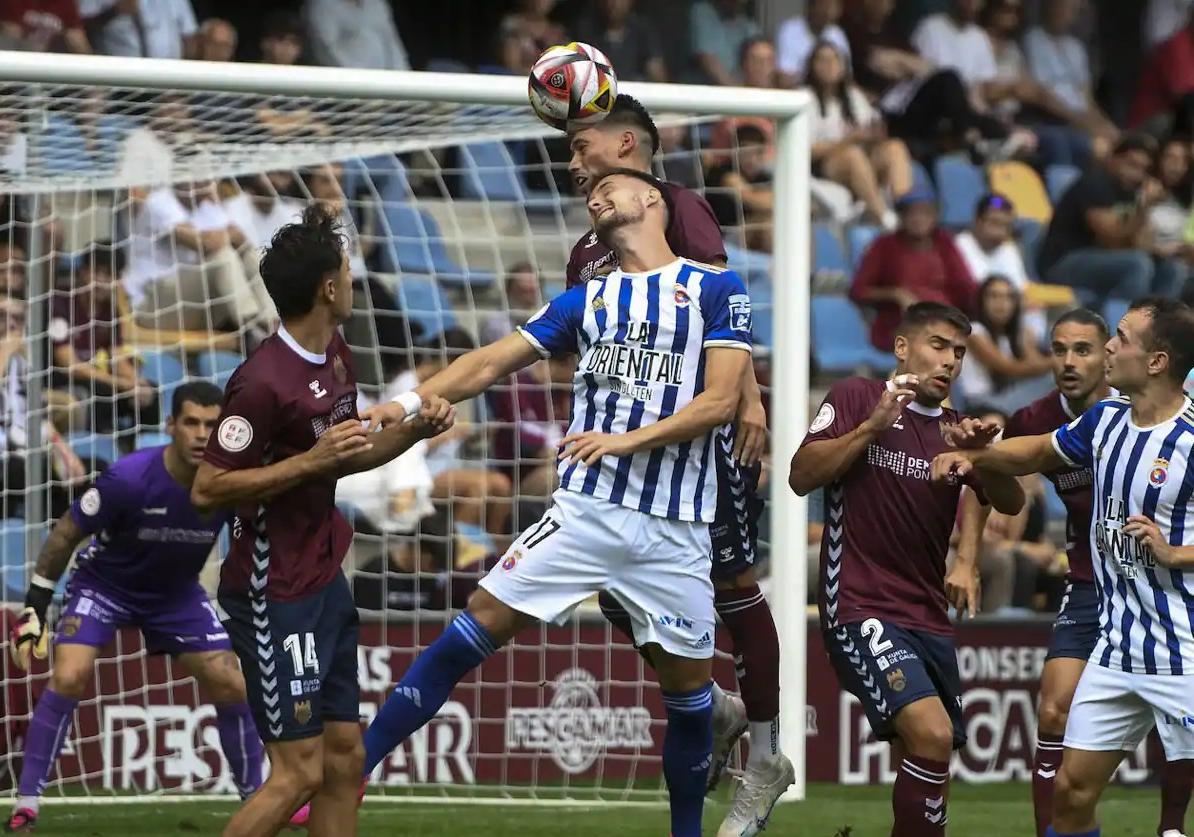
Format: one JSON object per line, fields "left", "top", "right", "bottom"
{"left": 860, "top": 618, "right": 893, "bottom": 656}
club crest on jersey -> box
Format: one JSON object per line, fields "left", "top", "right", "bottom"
{"left": 1150, "top": 458, "right": 1170, "bottom": 487}
{"left": 294, "top": 699, "right": 312, "bottom": 726}
{"left": 333, "top": 355, "right": 348, "bottom": 383}
{"left": 673, "top": 286, "right": 690, "bottom": 307}
{"left": 886, "top": 668, "right": 907, "bottom": 692}
{"left": 592, "top": 296, "right": 606, "bottom": 312}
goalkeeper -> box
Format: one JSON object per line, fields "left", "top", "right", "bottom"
{"left": 6, "top": 382, "right": 264, "bottom": 834}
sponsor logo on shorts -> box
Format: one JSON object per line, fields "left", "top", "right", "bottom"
{"left": 79, "top": 488, "right": 101, "bottom": 516}
{"left": 886, "top": 668, "right": 907, "bottom": 692}
{"left": 693, "top": 631, "right": 713, "bottom": 650}
{"left": 293, "top": 700, "right": 312, "bottom": 726}
{"left": 76, "top": 597, "right": 94, "bottom": 617}
{"left": 58, "top": 616, "right": 82, "bottom": 638}
{"left": 217, "top": 416, "right": 253, "bottom": 452}
{"left": 658, "top": 614, "right": 695, "bottom": 630}
{"left": 290, "top": 679, "right": 303, "bottom": 696}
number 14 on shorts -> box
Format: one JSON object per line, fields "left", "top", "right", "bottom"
{"left": 283, "top": 632, "right": 319, "bottom": 676}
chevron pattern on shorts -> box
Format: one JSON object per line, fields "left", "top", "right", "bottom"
{"left": 718, "top": 427, "right": 756, "bottom": 564}
{"left": 823, "top": 483, "right": 844, "bottom": 626}
{"left": 248, "top": 503, "right": 282, "bottom": 738}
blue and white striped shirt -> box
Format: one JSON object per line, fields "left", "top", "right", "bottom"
{"left": 1053, "top": 396, "right": 1194, "bottom": 675}
{"left": 517, "top": 258, "right": 752, "bottom": 523}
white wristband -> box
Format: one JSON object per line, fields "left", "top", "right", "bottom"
{"left": 391, "top": 391, "right": 422, "bottom": 420}
{"left": 31, "top": 574, "right": 56, "bottom": 591}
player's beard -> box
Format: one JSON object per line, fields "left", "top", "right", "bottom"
{"left": 594, "top": 205, "right": 644, "bottom": 246}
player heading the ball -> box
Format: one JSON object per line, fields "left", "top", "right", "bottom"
{"left": 190, "top": 204, "right": 454, "bottom": 837}
{"left": 361, "top": 168, "right": 754, "bottom": 837}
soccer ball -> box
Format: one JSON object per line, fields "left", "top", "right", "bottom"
{"left": 527, "top": 42, "right": 618, "bottom": 131}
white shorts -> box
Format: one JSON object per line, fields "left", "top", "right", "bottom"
{"left": 1064, "top": 663, "right": 1194, "bottom": 759}
{"left": 479, "top": 489, "right": 715, "bottom": 659}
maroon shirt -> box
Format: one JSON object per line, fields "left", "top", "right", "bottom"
{"left": 800, "top": 377, "right": 983, "bottom": 635}
{"left": 565, "top": 182, "right": 726, "bottom": 287}
{"left": 49, "top": 290, "right": 119, "bottom": 365}
{"left": 205, "top": 329, "right": 358, "bottom": 602}
{"left": 1004, "top": 389, "right": 1095, "bottom": 583}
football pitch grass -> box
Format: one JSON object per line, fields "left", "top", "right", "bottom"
{"left": 21, "top": 783, "right": 1173, "bottom": 835}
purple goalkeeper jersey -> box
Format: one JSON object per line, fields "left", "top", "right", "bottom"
{"left": 70, "top": 446, "right": 228, "bottom": 605}
{"left": 799, "top": 377, "right": 986, "bottom": 636}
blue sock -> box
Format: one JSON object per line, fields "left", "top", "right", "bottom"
{"left": 1045, "top": 827, "right": 1100, "bottom": 837}
{"left": 363, "top": 612, "right": 497, "bottom": 775}
{"left": 661, "top": 682, "right": 714, "bottom": 837}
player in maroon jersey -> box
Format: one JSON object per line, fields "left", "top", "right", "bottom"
{"left": 790, "top": 303, "right": 1024, "bottom": 836}
{"left": 191, "top": 205, "right": 453, "bottom": 837}
{"left": 565, "top": 93, "right": 788, "bottom": 817}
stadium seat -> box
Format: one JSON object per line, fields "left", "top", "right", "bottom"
{"left": 910, "top": 159, "right": 933, "bottom": 195}
{"left": 988, "top": 161, "right": 1052, "bottom": 224}
{"left": 138, "top": 350, "right": 186, "bottom": 387}
{"left": 813, "top": 222, "right": 849, "bottom": 280}
{"left": 811, "top": 296, "right": 892, "bottom": 374}
{"left": 34, "top": 113, "right": 93, "bottom": 174}
{"left": 397, "top": 273, "right": 457, "bottom": 339}
{"left": 1046, "top": 164, "right": 1082, "bottom": 204}
{"left": 1014, "top": 218, "right": 1044, "bottom": 279}
{"left": 847, "top": 224, "right": 882, "bottom": 272}
{"left": 196, "top": 351, "right": 242, "bottom": 389}
{"left": 935, "top": 155, "right": 987, "bottom": 229}
{"left": 1104, "top": 298, "right": 1130, "bottom": 332}
{"left": 136, "top": 432, "right": 172, "bottom": 450}
{"left": 1, "top": 518, "right": 27, "bottom": 600}
{"left": 379, "top": 203, "right": 495, "bottom": 288}
{"left": 460, "top": 141, "right": 523, "bottom": 202}
{"left": 750, "top": 275, "right": 774, "bottom": 349}
{"left": 67, "top": 432, "right": 120, "bottom": 467}
{"left": 723, "top": 242, "right": 772, "bottom": 287}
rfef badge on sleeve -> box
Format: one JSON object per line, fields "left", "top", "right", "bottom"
{"left": 728, "top": 294, "right": 752, "bottom": 333}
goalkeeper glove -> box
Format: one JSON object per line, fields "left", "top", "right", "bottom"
{"left": 9, "top": 575, "right": 54, "bottom": 671}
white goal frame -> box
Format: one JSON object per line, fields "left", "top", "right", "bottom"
{"left": 0, "top": 50, "right": 812, "bottom": 801}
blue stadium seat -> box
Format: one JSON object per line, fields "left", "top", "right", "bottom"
{"left": 67, "top": 433, "right": 120, "bottom": 467}
{"left": 460, "top": 142, "right": 523, "bottom": 203}
{"left": 847, "top": 224, "right": 882, "bottom": 272}
{"left": 910, "top": 160, "right": 933, "bottom": 195}
{"left": 1046, "top": 164, "right": 1082, "bottom": 204}
{"left": 811, "top": 296, "right": 892, "bottom": 374}
{"left": 34, "top": 114, "right": 93, "bottom": 174}
{"left": 750, "top": 276, "right": 774, "bottom": 349}
{"left": 196, "top": 351, "right": 242, "bottom": 386}
{"left": 1014, "top": 218, "right": 1045, "bottom": 279}
{"left": 813, "top": 222, "right": 850, "bottom": 279}
{"left": 723, "top": 242, "right": 772, "bottom": 288}
{"left": 136, "top": 432, "right": 172, "bottom": 450}
{"left": 935, "top": 155, "right": 986, "bottom": 229}
{"left": 138, "top": 350, "right": 186, "bottom": 387}
{"left": 378, "top": 203, "right": 494, "bottom": 288}
{"left": 1, "top": 518, "right": 27, "bottom": 601}
{"left": 397, "top": 273, "right": 457, "bottom": 338}
{"left": 1103, "top": 299, "right": 1130, "bottom": 332}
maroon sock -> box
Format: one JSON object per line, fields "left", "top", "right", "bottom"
{"left": 715, "top": 584, "right": 780, "bottom": 721}
{"left": 1160, "top": 759, "right": 1194, "bottom": 835}
{"left": 1033, "top": 732, "right": 1064, "bottom": 837}
{"left": 892, "top": 755, "right": 950, "bottom": 837}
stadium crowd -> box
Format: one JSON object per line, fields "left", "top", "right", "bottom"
{"left": 3, "top": 0, "right": 1194, "bottom": 620}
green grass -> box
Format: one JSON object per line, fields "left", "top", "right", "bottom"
{"left": 20, "top": 783, "right": 1176, "bottom": 836}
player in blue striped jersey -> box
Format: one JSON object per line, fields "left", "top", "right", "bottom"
{"left": 932, "top": 298, "right": 1194, "bottom": 837}
{"left": 359, "top": 168, "right": 753, "bottom": 837}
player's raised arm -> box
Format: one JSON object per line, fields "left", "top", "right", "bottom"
{"left": 338, "top": 395, "right": 457, "bottom": 477}
{"left": 930, "top": 432, "right": 1067, "bottom": 484}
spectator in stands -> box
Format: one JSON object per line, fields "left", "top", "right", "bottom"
{"left": 196, "top": 17, "right": 235, "bottom": 62}
{"left": 706, "top": 123, "right": 775, "bottom": 252}
{"left": 351, "top": 509, "right": 463, "bottom": 613}
{"left": 1148, "top": 136, "right": 1194, "bottom": 261}
{"left": 1131, "top": 10, "right": 1194, "bottom": 136}
{"left": 1, "top": 0, "right": 90, "bottom": 53}
{"left": 384, "top": 329, "right": 513, "bottom": 542}
{"left": 48, "top": 244, "right": 159, "bottom": 434}
{"left": 709, "top": 38, "right": 780, "bottom": 152}
{"left": 479, "top": 262, "right": 542, "bottom": 345}
{"left": 955, "top": 275, "right": 1052, "bottom": 411}
{"left": 776, "top": 0, "right": 850, "bottom": 84}
{"left": 1038, "top": 134, "right": 1188, "bottom": 305}
{"left": 0, "top": 242, "right": 27, "bottom": 298}
{"left": 222, "top": 172, "right": 301, "bottom": 255}
{"left": 259, "top": 10, "right": 303, "bottom": 66}
{"left": 806, "top": 40, "right": 911, "bottom": 228}
{"left": 500, "top": 0, "right": 564, "bottom": 60}
{"left": 843, "top": 0, "right": 1009, "bottom": 159}
{"left": 1023, "top": 0, "right": 1120, "bottom": 156}
{"left": 689, "top": 0, "right": 762, "bottom": 85}
{"left": 300, "top": 163, "right": 373, "bottom": 280}
{"left": 1146, "top": 0, "right": 1194, "bottom": 49}
{"left": 305, "top": 0, "right": 410, "bottom": 71}
{"left": 79, "top": 0, "right": 197, "bottom": 60}
{"left": 574, "top": 0, "right": 665, "bottom": 83}
{"left": 849, "top": 189, "right": 978, "bottom": 350}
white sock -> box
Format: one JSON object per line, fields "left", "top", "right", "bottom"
{"left": 16, "top": 796, "right": 39, "bottom": 814}
{"left": 747, "top": 717, "right": 781, "bottom": 769}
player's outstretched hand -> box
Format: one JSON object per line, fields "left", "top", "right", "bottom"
{"left": 944, "top": 560, "right": 980, "bottom": 619}
{"left": 9, "top": 584, "right": 52, "bottom": 671}
{"left": 861, "top": 378, "right": 917, "bottom": 435}
{"left": 410, "top": 396, "right": 456, "bottom": 439}
{"left": 359, "top": 401, "right": 408, "bottom": 431}
{"left": 1124, "top": 515, "right": 1177, "bottom": 566}
{"left": 942, "top": 417, "right": 1002, "bottom": 450}
{"left": 307, "top": 419, "right": 372, "bottom": 473}
{"left": 930, "top": 451, "right": 974, "bottom": 484}
{"left": 733, "top": 398, "right": 767, "bottom": 467}
{"left": 558, "top": 431, "right": 635, "bottom": 468}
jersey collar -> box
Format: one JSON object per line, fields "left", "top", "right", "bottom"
{"left": 278, "top": 324, "right": 327, "bottom": 365}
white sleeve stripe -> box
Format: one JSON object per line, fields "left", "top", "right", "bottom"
{"left": 515, "top": 327, "right": 551, "bottom": 359}
{"left": 703, "top": 340, "right": 752, "bottom": 351}
{"left": 1051, "top": 431, "right": 1078, "bottom": 468}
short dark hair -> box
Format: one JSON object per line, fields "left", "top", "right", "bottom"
{"left": 1128, "top": 297, "right": 1194, "bottom": 383}
{"left": 896, "top": 302, "right": 972, "bottom": 338}
{"left": 262, "top": 10, "right": 302, "bottom": 42}
{"left": 735, "top": 123, "right": 769, "bottom": 148}
{"left": 975, "top": 192, "right": 1014, "bottom": 217}
{"left": 587, "top": 167, "right": 672, "bottom": 223}
{"left": 171, "top": 380, "right": 224, "bottom": 417}
{"left": 259, "top": 203, "right": 345, "bottom": 319}
{"left": 594, "top": 94, "right": 660, "bottom": 155}
{"left": 1113, "top": 133, "right": 1159, "bottom": 159}
{"left": 1052, "top": 307, "right": 1109, "bottom": 342}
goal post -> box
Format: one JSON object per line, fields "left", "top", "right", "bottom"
{"left": 0, "top": 51, "right": 810, "bottom": 802}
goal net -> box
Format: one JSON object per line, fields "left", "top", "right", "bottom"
{"left": 0, "top": 54, "right": 810, "bottom": 805}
